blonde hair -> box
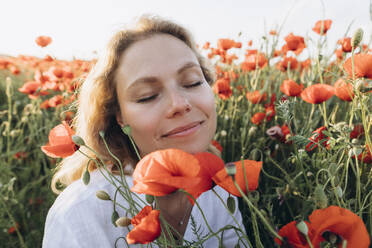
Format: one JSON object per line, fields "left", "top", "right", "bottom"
{"left": 51, "top": 15, "right": 216, "bottom": 194}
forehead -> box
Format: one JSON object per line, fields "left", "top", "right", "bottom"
{"left": 115, "top": 34, "right": 200, "bottom": 87}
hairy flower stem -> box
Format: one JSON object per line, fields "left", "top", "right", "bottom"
{"left": 305, "top": 235, "right": 314, "bottom": 248}
{"left": 232, "top": 181, "right": 282, "bottom": 241}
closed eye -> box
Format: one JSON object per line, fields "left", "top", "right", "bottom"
{"left": 185, "top": 81, "right": 203, "bottom": 88}
{"left": 137, "top": 94, "right": 158, "bottom": 103}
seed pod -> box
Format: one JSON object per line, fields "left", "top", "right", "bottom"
{"left": 82, "top": 170, "right": 90, "bottom": 185}
{"left": 111, "top": 211, "right": 119, "bottom": 227}
{"left": 227, "top": 196, "right": 236, "bottom": 214}
{"left": 249, "top": 148, "right": 261, "bottom": 161}
{"left": 96, "top": 190, "right": 111, "bottom": 201}
{"left": 72, "top": 135, "right": 85, "bottom": 146}
{"left": 314, "top": 185, "right": 328, "bottom": 209}
{"left": 115, "top": 216, "right": 132, "bottom": 227}
{"left": 146, "top": 194, "right": 154, "bottom": 204}
{"left": 225, "top": 162, "right": 236, "bottom": 177}
{"left": 296, "top": 221, "right": 309, "bottom": 236}
{"left": 351, "top": 28, "right": 363, "bottom": 48}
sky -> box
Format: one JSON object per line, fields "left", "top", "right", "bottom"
{"left": 0, "top": 0, "right": 370, "bottom": 60}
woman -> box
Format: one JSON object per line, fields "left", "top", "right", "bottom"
{"left": 43, "top": 15, "right": 247, "bottom": 247}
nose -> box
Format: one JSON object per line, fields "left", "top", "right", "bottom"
{"left": 165, "top": 89, "right": 191, "bottom": 118}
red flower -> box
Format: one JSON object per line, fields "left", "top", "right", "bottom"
{"left": 131, "top": 149, "right": 203, "bottom": 197}
{"left": 13, "top": 151, "right": 28, "bottom": 160}
{"left": 282, "top": 33, "right": 306, "bottom": 55}
{"left": 281, "top": 124, "right": 291, "bottom": 143}
{"left": 300, "top": 84, "right": 335, "bottom": 104}
{"left": 246, "top": 90, "right": 267, "bottom": 104}
{"left": 358, "top": 145, "right": 372, "bottom": 164}
{"left": 350, "top": 123, "right": 364, "bottom": 139}
{"left": 269, "top": 30, "right": 277, "bottom": 35}
{"left": 217, "top": 39, "right": 235, "bottom": 50}
{"left": 241, "top": 53, "right": 267, "bottom": 72}
{"left": 277, "top": 56, "right": 298, "bottom": 71}
{"left": 8, "top": 222, "right": 20, "bottom": 235}
{"left": 275, "top": 221, "right": 314, "bottom": 248}
{"left": 213, "top": 78, "right": 232, "bottom": 100}
{"left": 18, "top": 81, "right": 49, "bottom": 99}
{"left": 306, "top": 126, "right": 329, "bottom": 152}
{"left": 35, "top": 36, "right": 52, "bottom": 47}
{"left": 212, "top": 160, "right": 262, "bottom": 197}
{"left": 343, "top": 54, "right": 372, "bottom": 79}
{"left": 127, "top": 206, "right": 161, "bottom": 244}
{"left": 312, "top": 20, "right": 332, "bottom": 35}
{"left": 337, "top": 37, "right": 352, "bottom": 52}
{"left": 334, "top": 78, "right": 354, "bottom": 101}
{"left": 211, "top": 140, "right": 223, "bottom": 153}
{"left": 41, "top": 121, "right": 78, "bottom": 158}
{"left": 309, "top": 206, "right": 370, "bottom": 248}
{"left": 202, "top": 42, "right": 210, "bottom": 49}
{"left": 280, "top": 79, "right": 304, "bottom": 97}
{"left": 251, "top": 112, "right": 266, "bottom": 125}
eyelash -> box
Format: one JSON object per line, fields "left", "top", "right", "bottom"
{"left": 136, "top": 81, "right": 203, "bottom": 103}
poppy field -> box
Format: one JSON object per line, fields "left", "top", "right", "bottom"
{"left": 1, "top": 18, "right": 372, "bottom": 247}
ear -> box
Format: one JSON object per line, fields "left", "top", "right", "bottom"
{"left": 116, "top": 111, "right": 124, "bottom": 127}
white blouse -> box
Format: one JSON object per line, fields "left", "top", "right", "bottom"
{"left": 43, "top": 169, "right": 248, "bottom": 247}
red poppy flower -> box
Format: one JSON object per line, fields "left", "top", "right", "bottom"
{"left": 280, "top": 79, "right": 304, "bottom": 97}
{"left": 274, "top": 221, "right": 314, "bottom": 248}
{"left": 131, "top": 149, "right": 203, "bottom": 197}
{"left": 334, "top": 78, "right": 354, "bottom": 101}
{"left": 246, "top": 90, "right": 267, "bottom": 104}
{"left": 269, "top": 30, "right": 277, "bottom": 35}
{"left": 251, "top": 112, "right": 266, "bottom": 125}
{"left": 277, "top": 56, "right": 298, "bottom": 71}
{"left": 213, "top": 78, "right": 232, "bottom": 100}
{"left": 35, "top": 36, "right": 52, "bottom": 47}
{"left": 202, "top": 42, "right": 210, "bottom": 49}
{"left": 335, "top": 49, "right": 344, "bottom": 61}
{"left": 358, "top": 145, "right": 372, "bottom": 164}
{"left": 13, "top": 151, "right": 28, "bottom": 160}
{"left": 8, "top": 222, "right": 20, "bottom": 235}
{"left": 211, "top": 140, "right": 223, "bottom": 153}
{"left": 281, "top": 124, "right": 291, "bottom": 143}
{"left": 18, "top": 81, "right": 49, "bottom": 99}
{"left": 41, "top": 121, "right": 78, "bottom": 158}
{"left": 217, "top": 39, "right": 235, "bottom": 51}
{"left": 301, "top": 59, "right": 312, "bottom": 71}
{"left": 312, "top": 20, "right": 332, "bottom": 35}
{"left": 343, "top": 54, "right": 372, "bottom": 79}
{"left": 300, "top": 84, "right": 335, "bottom": 104}
{"left": 309, "top": 206, "right": 370, "bottom": 248}
{"left": 350, "top": 123, "right": 364, "bottom": 139}
{"left": 127, "top": 206, "right": 161, "bottom": 244}
{"left": 306, "top": 126, "right": 329, "bottom": 152}
{"left": 241, "top": 53, "right": 267, "bottom": 72}
{"left": 212, "top": 160, "right": 262, "bottom": 197}
{"left": 282, "top": 33, "right": 306, "bottom": 55}
{"left": 337, "top": 37, "right": 352, "bottom": 52}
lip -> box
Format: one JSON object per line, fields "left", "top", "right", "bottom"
{"left": 162, "top": 121, "right": 204, "bottom": 138}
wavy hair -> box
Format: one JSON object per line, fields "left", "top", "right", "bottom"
{"left": 51, "top": 15, "right": 216, "bottom": 194}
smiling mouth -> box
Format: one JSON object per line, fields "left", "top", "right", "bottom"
{"left": 162, "top": 121, "right": 204, "bottom": 138}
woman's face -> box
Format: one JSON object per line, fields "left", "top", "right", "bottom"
{"left": 115, "top": 34, "right": 217, "bottom": 157}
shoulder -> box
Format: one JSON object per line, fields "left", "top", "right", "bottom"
{"left": 43, "top": 169, "right": 134, "bottom": 248}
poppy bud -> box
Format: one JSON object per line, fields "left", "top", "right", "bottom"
{"left": 99, "top": 130, "right": 105, "bottom": 138}
{"left": 296, "top": 221, "right": 309, "bottom": 236}
{"left": 146, "top": 194, "right": 154, "bottom": 204}
{"left": 225, "top": 162, "right": 236, "bottom": 177}
{"left": 226, "top": 196, "right": 236, "bottom": 214}
{"left": 72, "top": 135, "right": 85, "bottom": 146}
{"left": 249, "top": 149, "right": 261, "bottom": 161}
{"left": 248, "top": 126, "right": 257, "bottom": 137}
{"left": 220, "top": 130, "right": 227, "bottom": 137}
{"left": 121, "top": 125, "right": 131, "bottom": 135}
{"left": 351, "top": 138, "right": 359, "bottom": 144}
{"left": 335, "top": 186, "right": 343, "bottom": 198}
{"left": 115, "top": 216, "right": 132, "bottom": 227}
{"left": 314, "top": 185, "right": 328, "bottom": 208}
{"left": 328, "top": 163, "right": 338, "bottom": 176}
{"left": 82, "top": 170, "right": 90, "bottom": 185}
{"left": 6, "top": 77, "right": 13, "bottom": 97}
{"left": 96, "top": 190, "right": 111, "bottom": 201}
{"left": 351, "top": 28, "right": 363, "bottom": 48}
{"left": 111, "top": 211, "right": 119, "bottom": 227}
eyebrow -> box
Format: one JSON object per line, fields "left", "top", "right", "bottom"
{"left": 126, "top": 62, "right": 201, "bottom": 91}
